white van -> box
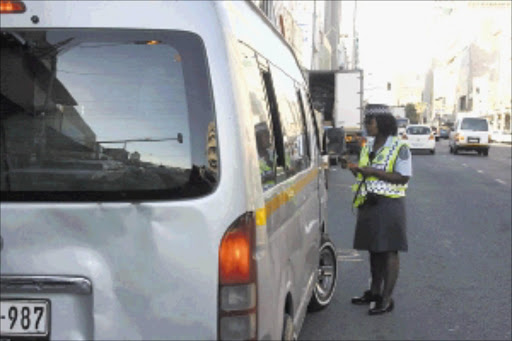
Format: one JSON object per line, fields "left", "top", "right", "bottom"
{"left": 449, "top": 116, "right": 491, "bottom": 156}
{"left": 0, "top": 1, "right": 338, "bottom": 340}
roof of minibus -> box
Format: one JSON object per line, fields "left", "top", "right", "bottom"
{"left": 219, "top": 1, "right": 306, "bottom": 82}
{"left": 1, "top": 1, "right": 305, "bottom": 83}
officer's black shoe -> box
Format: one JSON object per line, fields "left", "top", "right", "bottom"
{"left": 351, "top": 290, "right": 379, "bottom": 305}
{"left": 368, "top": 298, "right": 394, "bottom": 315}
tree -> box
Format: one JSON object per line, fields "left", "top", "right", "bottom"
{"left": 405, "top": 103, "right": 419, "bottom": 124}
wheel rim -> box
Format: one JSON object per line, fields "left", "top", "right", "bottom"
{"left": 315, "top": 245, "right": 336, "bottom": 300}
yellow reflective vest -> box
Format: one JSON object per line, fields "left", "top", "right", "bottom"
{"left": 352, "top": 136, "right": 408, "bottom": 208}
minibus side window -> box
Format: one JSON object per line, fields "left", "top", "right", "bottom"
{"left": 300, "top": 88, "right": 321, "bottom": 152}
{"left": 296, "top": 88, "right": 311, "bottom": 167}
{"left": 270, "top": 66, "right": 309, "bottom": 178}
{"left": 238, "top": 43, "right": 278, "bottom": 190}
{"left": 259, "top": 64, "right": 286, "bottom": 184}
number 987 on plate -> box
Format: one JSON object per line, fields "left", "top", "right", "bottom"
{"left": 0, "top": 300, "right": 50, "bottom": 339}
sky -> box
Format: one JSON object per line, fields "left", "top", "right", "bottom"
{"left": 357, "top": 1, "right": 435, "bottom": 77}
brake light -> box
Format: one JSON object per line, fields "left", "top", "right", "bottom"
{"left": 0, "top": 0, "right": 26, "bottom": 13}
{"left": 219, "top": 215, "right": 255, "bottom": 284}
{"left": 345, "top": 135, "right": 353, "bottom": 142}
{"left": 219, "top": 213, "right": 257, "bottom": 340}
{"left": 429, "top": 134, "right": 435, "bottom": 140}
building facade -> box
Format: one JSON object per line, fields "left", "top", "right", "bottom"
{"left": 425, "top": 1, "right": 511, "bottom": 132}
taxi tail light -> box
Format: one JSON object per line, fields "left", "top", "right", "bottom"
{"left": 0, "top": 0, "right": 26, "bottom": 13}
{"left": 429, "top": 134, "right": 435, "bottom": 140}
{"left": 218, "top": 212, "right": 257, "bottom": 340}
{"left": 345, "top": 135, "right": 353, "bottom": 142}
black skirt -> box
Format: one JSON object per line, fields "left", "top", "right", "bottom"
{"left": 353, "top": 196, "right": 408, "bottom": 252}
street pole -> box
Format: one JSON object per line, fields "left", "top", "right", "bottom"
{"left": 311, "top": 0, "right": 317, "bottom": 70}
{"left": 353, "top": 0, "right": 358, "bottom": 70}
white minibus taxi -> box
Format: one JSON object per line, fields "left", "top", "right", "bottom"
{"left": 0, "top": 1, "right": 337, "bottom": 340}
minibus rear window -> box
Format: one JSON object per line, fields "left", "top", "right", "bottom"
{"left": 0, "top": 29, "right": 217, "bottom": 201}
{"left": 461, "top": 118, "right": 488, "bottom": 131}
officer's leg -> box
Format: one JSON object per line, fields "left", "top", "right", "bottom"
{"left": 369, "top": 252, "right": 383, "bottom": 296}
{"left": 381, "top": 251, "right": 399, "bottom": 304}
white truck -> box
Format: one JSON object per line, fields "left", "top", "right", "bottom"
{"left": 390, "top": 106, "right": 408, "bottom": 135}
{"left": 308, "top": 69, "right": 364, "bottom": 155}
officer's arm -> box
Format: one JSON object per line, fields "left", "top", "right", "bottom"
{"left": 361, "top": 168, "right": 409, "bottom": 185}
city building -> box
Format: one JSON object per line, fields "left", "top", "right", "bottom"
{"left": 251, "top": 0, "right": 346, "bottom": 71}
{"left": 425, "top": 1, "right": 511, "bottom": 132}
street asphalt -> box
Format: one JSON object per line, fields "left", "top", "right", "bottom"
{"left": 299, "top": 139, "right": 512, "bottom": 340}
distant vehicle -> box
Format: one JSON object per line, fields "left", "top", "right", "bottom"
{"left": 396, "top": 117, "right": 410, "bottom": 136}
{"left": 431, "top": 126, "right": 439, "bottom": 141}
{"left": 491, "top": 131, "right": 512, "bottom": 144}
{"left": 439, "top": 127, "right": 450, "bottom": 139}
{"left": 401, "top": 124, "right": 436, "bottom": 154}
{"left": 324, "top": 126, "right": 346, "bottom": 166}
{"left": 449, "top": 117, "right": 491, "bottom": 156}
{"left": 391, "top": 106, "right": 406, "bottom": 120}
{"left": 308, "top": 70, "right": 364, "bottom": 155}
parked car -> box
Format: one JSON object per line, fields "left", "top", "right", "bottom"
{"left": 401, "top": 124, "right": 436, "bottom": 154}
{"left": 491, "top": 131, "right": 512, "bottom": 144}
{"left": 449, "top": 117, "right": 491, "bottom": 155}
{"left": 0, "top": 1, "right": 337, "bottom": 340}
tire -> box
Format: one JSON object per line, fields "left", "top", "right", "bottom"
{"left": 308, "top": 234, "right": 337, "bottom": 312}
{"left": 453, "top": 147, "right": 458, "bottom": 155}
{"left": 430, "top": 149, "right": 435, "bottom": 154}
{"left": 483, "top": 149, "right": 489, "bottom": 156}
{"left": 282, "top": 313, "right": 295, "bottom": 341}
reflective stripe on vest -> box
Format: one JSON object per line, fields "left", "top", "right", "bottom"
{"left": 352, "top": 136, "right": 408, "bottom": 207}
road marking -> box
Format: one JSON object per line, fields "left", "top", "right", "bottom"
{"left": 477, "top": 170, "right": 484, "bottom": 173}
{"left": 495, "top": 179, "right": 506, "bottom": 185}
{"left": 337, "top": 249, "right": 363, "bottom": 262}
{"left": 337, "top": 258, "right": 363, "bottom": 262}
{"left": 462, "top": 163, "right": 468, "bottom": 167}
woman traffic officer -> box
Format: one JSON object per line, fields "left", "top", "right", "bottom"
{"left": 345, "top": 105, "right": 412, "bottom": 315}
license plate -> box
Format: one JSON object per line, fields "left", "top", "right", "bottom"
{"left": 468, "top": 137, "right": 479, "bottom": 143}
{"left": 0, "top": 300, "right": 50, "bottom": 338}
